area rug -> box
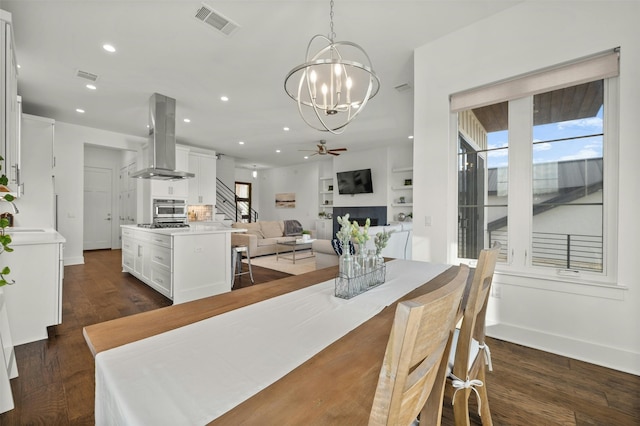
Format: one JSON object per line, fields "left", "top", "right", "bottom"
{"left": 243, "top": 254, "right": 316, "bottom": 275}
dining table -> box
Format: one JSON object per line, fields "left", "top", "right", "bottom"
{"left": 83, "top": 259, "right": 462, "bottom": 425}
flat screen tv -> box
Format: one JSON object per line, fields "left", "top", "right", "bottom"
{"left": 337, "top": 168, "right": 373, "bottom": 195}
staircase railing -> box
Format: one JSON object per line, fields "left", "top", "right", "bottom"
{"left": 216, "top": 178, "right": 258, "bottom": 223}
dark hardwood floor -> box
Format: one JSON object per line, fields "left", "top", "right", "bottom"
{"left": 0, "top": 249, "right": 638, "bottom": 425}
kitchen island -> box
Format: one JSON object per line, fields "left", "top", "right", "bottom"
{"left": 121, "top": 224, "right": 244, "bottom": 304}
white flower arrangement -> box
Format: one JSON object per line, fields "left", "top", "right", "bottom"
{"left": 336, "top": 214, "right": 353, "bottom": 247}
{"left": 374, "top": 228, "right": 394, "bottom": 256}
{"left": 351, "top": 217, "right": 371, "bottom": 247}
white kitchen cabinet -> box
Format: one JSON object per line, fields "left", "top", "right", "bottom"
{"left": 16, "top": 115, "right": 56, "bottom": 228}
{"left": 315, "top": 219, "right": 333, "bottom": 240}
{"left": 121, "top": 225, "right": 234, "bottom": 304}
{"left": 0, "top": 10, "right": 20, "bottom": 196}
{"left": 119, "top": 161, "right": 137, "bottom": 226}
{"left": 149, "top": 146, "right": 189, "bottom": 199}
{"left": 2, "top": 230, "right": 65, "bottom": 345}
{"left": 187, "top": 152, "right": 216, "bottom": 205}
{"left": 0, "top": 287, "right": 17, "bottom": 414}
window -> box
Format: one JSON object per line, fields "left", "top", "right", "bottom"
{"left": 530, "top": 82, "right": 604, "bottom": 272}
{"left": 452, "top": 50, "right": 619, "bottom": 282}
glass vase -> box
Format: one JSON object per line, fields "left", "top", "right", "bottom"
{"left": 357, "top": 250, "right": 368, "bottom": 274}
{"left": 339, "top": 253, "right": 355, "bottom": 278}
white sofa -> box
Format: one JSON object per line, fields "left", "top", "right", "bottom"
{"left": 231, "top": 221, "right": 300, "bottom": 257}
{"left": 312, "top": 222, "right": 413, "bottom": 269}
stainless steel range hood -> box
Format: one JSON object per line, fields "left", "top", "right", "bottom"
{"left": 130, "top": 93, "right": 195, "bottom": 180}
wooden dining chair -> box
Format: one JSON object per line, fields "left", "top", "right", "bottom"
{"left": 369, "top": 265, "right": 470, "bottom": 426}
{"left": 445, "top": 242, "right": 500, "bottom": 425}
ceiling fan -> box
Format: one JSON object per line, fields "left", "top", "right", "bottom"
{"left": 300, "top": 140, "right": 348, "bottom": 156}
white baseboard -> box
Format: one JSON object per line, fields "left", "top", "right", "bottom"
{"left": 63, "top": 256, "right": 84, "bottom": 266}
{"left": 486, "top": 323, "right": 640, "bottom": 376}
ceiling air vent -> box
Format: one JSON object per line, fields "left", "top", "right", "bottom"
{"left": 194, "top": 3, "right": 240, "bottom": 37}
{"left": 394, "top": 83, "right": 412, "bottom": 93}
{"left": 76, "top": 69, "right": 98, "bottom": 82}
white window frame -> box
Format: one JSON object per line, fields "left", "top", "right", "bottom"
{"left": 451, "top": 50, "right": 620, "bottom": 288}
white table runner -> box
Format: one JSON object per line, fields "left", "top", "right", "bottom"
{"left": 95, "top": 260, "right": 449, "bottom": 425}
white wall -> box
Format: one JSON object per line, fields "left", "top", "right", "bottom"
{"left": 217, "top": 155, "right": 235, "bottom": 191}
{"left": 414, "top": 1, "right": 640, "bottom": 373}
{"left": 55, "top": 122, "right": 145, "bottom": 265}
{"left": 332, "top": 146, "right": 388, "bottom": 208}
{"left": 255, "top": 162, "right": 320, "bottom": 231}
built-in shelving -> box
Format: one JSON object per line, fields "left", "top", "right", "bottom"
{"left": 392, "top": 166, "right": 413, "bottom": 173}
{"left": 389, "top": 166, "right": 413, "bottom": 222}
{"left": 319, "top": 176, "right": 334, "bottom": 212}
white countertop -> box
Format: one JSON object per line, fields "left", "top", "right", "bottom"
{"left": 121, "top": 224, "right": 244, "bottom": 236}
{"left": 5, "top": 227, "right": 66, "bottom": 245}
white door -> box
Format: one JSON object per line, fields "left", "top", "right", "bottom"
{"left": 84, "top": 166, "right": 112, "bottom": 250}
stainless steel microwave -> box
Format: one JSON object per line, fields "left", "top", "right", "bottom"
{"left": 153, "top": 199, "right": 187, "bottom": 219}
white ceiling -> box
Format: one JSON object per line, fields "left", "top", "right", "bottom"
{"left": 2, "top": 0, "right": 519, "bottom": 169}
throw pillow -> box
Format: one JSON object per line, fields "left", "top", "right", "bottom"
{"left": 331, "top": 239, "right": 356, "bottom": 256}
{"left": 261, "top": 221, "right": 283, "bottom": 238}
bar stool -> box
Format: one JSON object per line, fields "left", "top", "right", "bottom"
{"left": 231, "top": 243, "right": 254, "bottom": 289}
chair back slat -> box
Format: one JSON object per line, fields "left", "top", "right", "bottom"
{"left": 370, "top": 265, "right": 469, "bottom": 426}
{"left": 452, "top": 244, "right": 499, "bottom": 380}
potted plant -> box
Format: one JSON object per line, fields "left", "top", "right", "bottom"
{"left": 302, "top": 229, "right": 311, "bottom": 241}
{"left": 318, "top": 211, "right": 326, "bottom": 218}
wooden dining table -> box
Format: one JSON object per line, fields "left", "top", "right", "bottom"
{"left": 83, "top": 261, "right": 462, "bottom": 425}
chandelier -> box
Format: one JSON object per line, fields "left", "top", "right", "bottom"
{"left": 284, "top": 0, "right": 380, "bottom": 134}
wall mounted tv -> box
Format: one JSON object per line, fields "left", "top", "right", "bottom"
{"left": 337, "top": 168, "right": 373, "bottom": 195}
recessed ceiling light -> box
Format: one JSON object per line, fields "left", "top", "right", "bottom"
{"left": 276, "top": 149, "right": 281, "bottom": 153}
{"left": 103, "top": 44, "right": 116, "bottom": 53}
{"left": 220, "top": 96, "right": 229, "bottom": 102}
{"left": 17, "top": 64, "right": 21, "bottom": 69}
{"left": 304, "top": 156, "right": 309, "bottom": 159}
{"left": 76, "top": 108, "right": 85, "bottom": 113}
{"left": 238, "top": 141, "right": 245, "bottom": 145}
{"left": 408, "top": 135, "right": 414, "bottom": 139}
{"left": 183, "top": 118, "right": 191, "bottom": 123}
{"left": 86, "top": 84, "right": 97, "bottom": 90}
{"left": 283, "top": 127, "right": 290, "bottom": 131}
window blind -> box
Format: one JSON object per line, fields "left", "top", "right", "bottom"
{"left": 450, "top": 48, "right": 619, "bottom": 112}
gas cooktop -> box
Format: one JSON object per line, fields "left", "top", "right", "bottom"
{"left": 137, "top": 223, "right": 190, "bottom": 229}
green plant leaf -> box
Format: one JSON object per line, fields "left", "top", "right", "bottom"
{"left": 0, "top": 280, "right": 7, "bottom": 287}
{"left": 1, "top": 266, "right": 10, "bottom": 275}
{"left": 0, "top": 176, "right": 7, "bottom": 186}
{"left": 0, "top": 218, "right": 8, "bottom": 228}
{"left": 4, "top": 247, "right": 13, "bottom": 253}
{"left": 2, "top": 193, "right": 14, "bottom": 201}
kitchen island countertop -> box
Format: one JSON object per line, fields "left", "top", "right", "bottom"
{"left": 121, "top": 224, "right": 245, "bottom": 236}
{"left": 6, "top": 227, "right": 66, "bottom": 246}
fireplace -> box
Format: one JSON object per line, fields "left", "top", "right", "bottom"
{"left": 331, "top": 206, "right": 387, "bottom": 237}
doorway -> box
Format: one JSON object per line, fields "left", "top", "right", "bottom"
{"left": 84, "top": 166, "right": 113, "bottom": 250}
{"left": 235, "top": 181, "right": 252, "bottom": 223}
{"left": 458, "top": 136, "right": 485, "bottom": 259}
